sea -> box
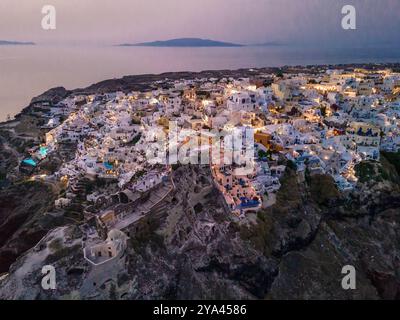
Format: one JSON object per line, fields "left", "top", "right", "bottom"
{"left": 1, "top": 44, "right": 400, "bottom": 122}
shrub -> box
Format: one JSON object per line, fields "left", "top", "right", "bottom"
{"left": 355, "top": 162, "right": 376, "bottom": 183}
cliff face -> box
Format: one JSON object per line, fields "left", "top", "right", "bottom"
{"left": 0, "top": 157, "right": 399, "bottom": 300}
{"left": 124, "top": 165, "right": 278, "bottom": 300}
{"left": 262, "top": 156, "right": 400, "bottom": 299}
{"left": 0, "top": 181, "right": 64, "bottom": 274}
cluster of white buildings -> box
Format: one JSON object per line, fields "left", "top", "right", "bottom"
{"left": 25, "top": 66, "right": 400, "bottom": 219}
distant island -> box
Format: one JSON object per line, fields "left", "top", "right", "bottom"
{"left": 251, "top": 41, "right": 285, "bottom": 47}
{"left": 0, "top": 40, "right": 35, "bottom": 46}
{"left": 119, "top": 38, "right": 244, "bottom": 47}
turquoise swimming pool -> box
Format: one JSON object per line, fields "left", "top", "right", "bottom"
{"left": 103, "top": 162, "right": 113, "bottom": 170}
{"left": 22, "top": 158, "right": 37, "bottom": 167}
{"left": 39, "top": 146, "right": 48, "bottom": 157}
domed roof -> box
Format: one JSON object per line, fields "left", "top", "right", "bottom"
{"left": 107, "top": 229, "right": 128, "bottom": 242}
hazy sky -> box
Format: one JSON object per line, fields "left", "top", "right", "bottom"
{"left": 0, "top": 0, "right": 399, "bottom": 46}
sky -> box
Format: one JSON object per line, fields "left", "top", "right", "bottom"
{"left": 0, "top": 0, "right": 399, "bottom": 47}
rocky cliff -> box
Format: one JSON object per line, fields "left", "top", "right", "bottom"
{"left": 0, "top": 156, "right": 399, "bottom": 299}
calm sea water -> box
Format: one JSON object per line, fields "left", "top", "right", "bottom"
{"left": 1, "top": 44, "right": 400, "bottom": 121}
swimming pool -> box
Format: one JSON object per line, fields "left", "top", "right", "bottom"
{"left": 103, "top": 162, "right": 113, "bottom": 170}
{"left": 22, "top": 158, "right": 37, "bottom": 167}
{"left": 39, "top": 146, "right": 48, "bottom": 157}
